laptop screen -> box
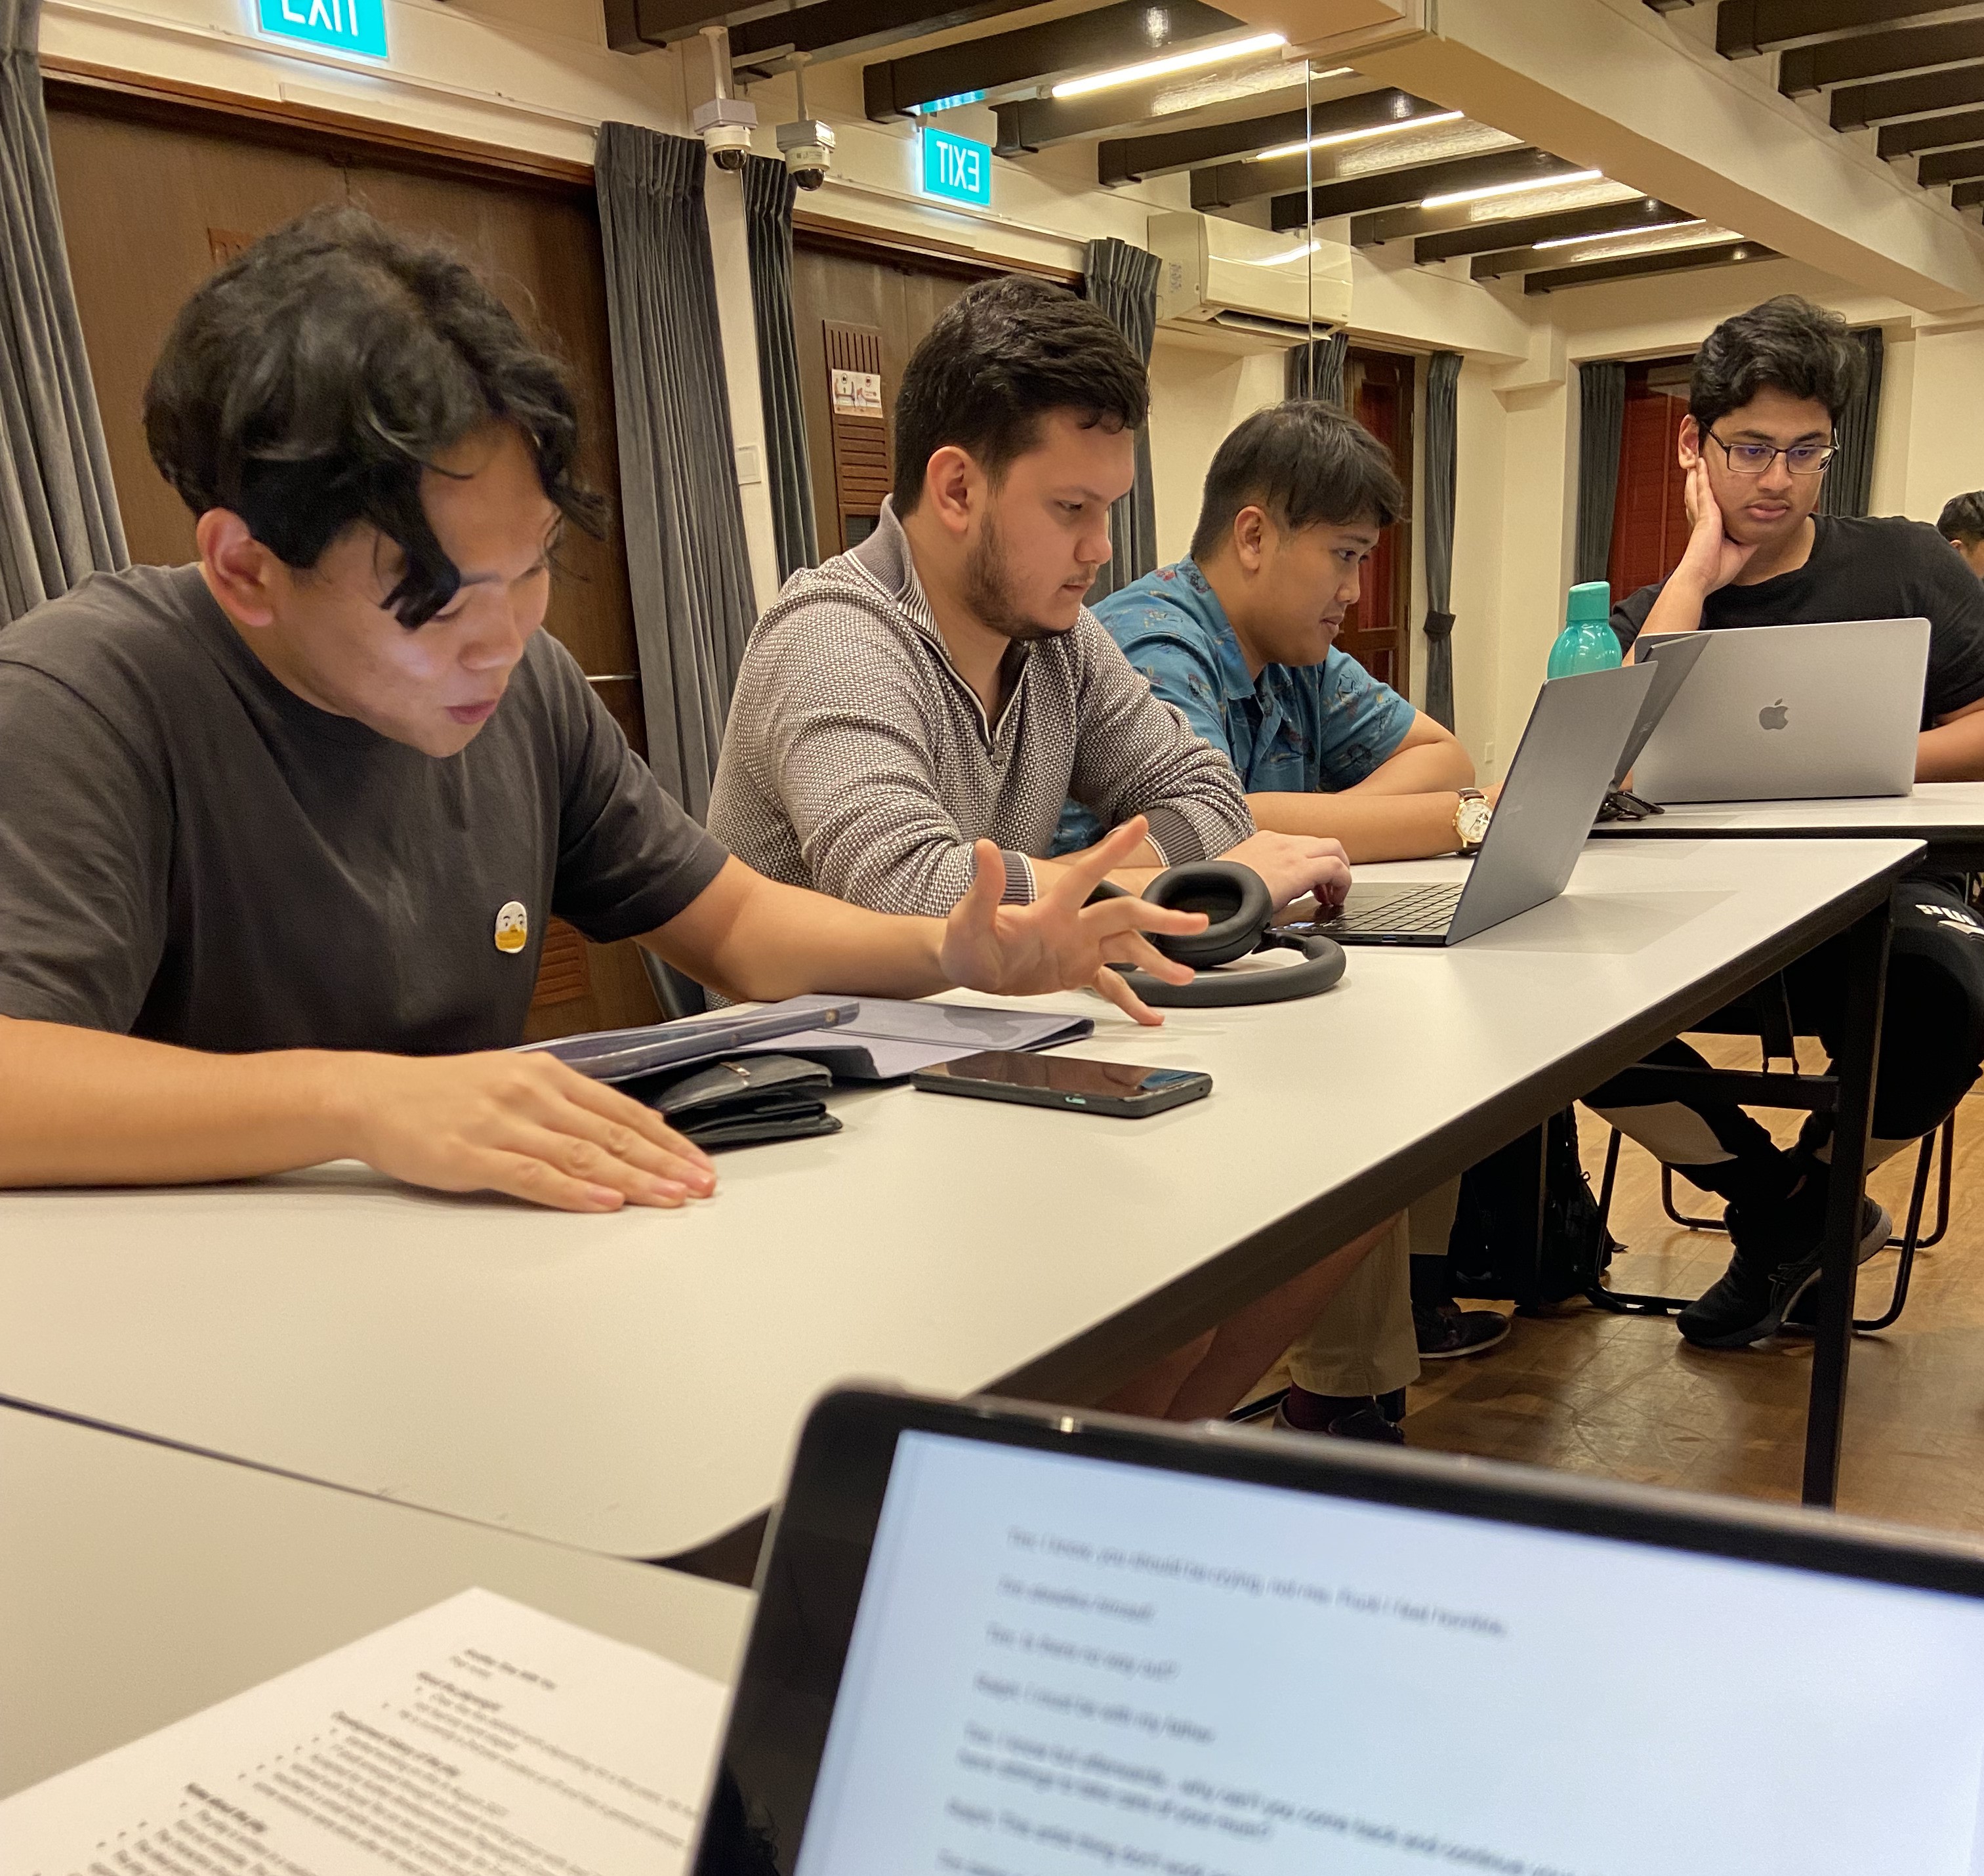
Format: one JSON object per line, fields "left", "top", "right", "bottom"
{"left": 791, "top": 1429, "right": 1984, "bottom": 1875}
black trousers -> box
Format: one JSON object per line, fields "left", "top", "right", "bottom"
{"left": 1587, "top": 879, "right": 1984, "bottom": 1207}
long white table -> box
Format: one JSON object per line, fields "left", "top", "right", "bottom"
{"left": 1588, "top": 782, "right": 1984, "bottom": 869}
{"left": 0, "top": 1404, "right": 753, "bottom": 1801}
{"left": 0, "top": 839, "right": 1920, "bottom": 1565}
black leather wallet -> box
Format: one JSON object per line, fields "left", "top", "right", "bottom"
{"left": 625, "top": 1053, "right": 842, "bottom": 1150}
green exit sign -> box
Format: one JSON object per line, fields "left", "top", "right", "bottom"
{"left": 921, "top": 127, "right": 992, "bottom": 207}
{"left": 256, "top": 0, "right": 388, "bottom": 58}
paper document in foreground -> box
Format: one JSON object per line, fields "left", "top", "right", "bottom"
{"left": 0, "top": 1587, "right": 727, "bottom": 1876}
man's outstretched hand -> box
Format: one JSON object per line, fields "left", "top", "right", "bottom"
{"left": 939, "top": 818, "right": 1209, "bottom": 1025}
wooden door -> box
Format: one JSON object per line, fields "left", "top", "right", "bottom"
{"left": 44, "top": 101, "right": 661, "bottom": 1038}
{"left": 789, "top": 236, "right": 989, "bottom": 555}
{"left": 1607, "top": 365, "right": 1691, "bottom": 602}
{"left": 1335, "top": 347, "right": 1415, "bottom": 694}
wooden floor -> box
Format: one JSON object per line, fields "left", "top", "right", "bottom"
{"left": 1260, "top": 1043, "right": 1984, "bottom": 1539}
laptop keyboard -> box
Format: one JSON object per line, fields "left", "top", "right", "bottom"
{"left": 1320, "top": 883, "right": 1464, "bottom": 938}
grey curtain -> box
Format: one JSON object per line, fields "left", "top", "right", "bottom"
{"left": 1819, "top": 326, "right": 1884, "bottom": 520}
{"left": 741, "top": 155, "right": 816, "bottom": 583}
{"left": 1574, "top": 360, "right": 1626, "bottom": 585}
{"left": 1421, "top": 351, "right": 1461, "bottom": 732}
{"left": 0, "top": 0, "right": 125, "bottom": 621}
{"left": 594, "top": 122, "right": 756, "bottom": 822}
{"left": 1287, "top": 330, "right": 1348, "bottom": 406}
{"left": 1083, "top": 237, "right": 1159, "bottom": 600}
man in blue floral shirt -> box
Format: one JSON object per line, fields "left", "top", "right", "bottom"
{"left": 1059, "top": 400, "right": 1506, "bottom": 1441}
{"left": 1056, "top": 400, "right": 1479, "bottom": 861}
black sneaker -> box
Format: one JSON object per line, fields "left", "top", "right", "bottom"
{"left": 1414, "top": 1299, "right": 1512, "bottom": 1360}
{"left": 1678, "top": 1195, "right": 1892, "bottom": 1349}
{"left": 1273, "top": 1387, "right": 1407, "bottom": 1445}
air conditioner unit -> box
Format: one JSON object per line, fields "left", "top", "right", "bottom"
{"left": 1148, "top": 211, "right": 1352, "bottom": 344}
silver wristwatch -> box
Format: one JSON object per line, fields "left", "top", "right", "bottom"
{"left": 1455, "top": 787, "right": 1492, "bottom": 854}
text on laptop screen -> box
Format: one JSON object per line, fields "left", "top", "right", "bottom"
{"left": 794, "top": 1431, "right": 1984, "bottom": 1875}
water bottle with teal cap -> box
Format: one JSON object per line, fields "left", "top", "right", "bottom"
{"left": 1546, "top": 579, "right": 1623, "bottom": 678}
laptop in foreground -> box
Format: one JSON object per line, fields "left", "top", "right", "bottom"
{"left": 1633, "top": 617, "right": 1930, "bottom": 804}
{"left": 694, "top": 1388, "right": 1984, "bottom": 1876}
{"left": 1283, "top": 659, "right": 1655, "bottom": 948}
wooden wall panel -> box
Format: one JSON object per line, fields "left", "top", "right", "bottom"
{"left": 790, "top": 239, "right": 978, "bottom": 552}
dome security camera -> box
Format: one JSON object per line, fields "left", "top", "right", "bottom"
{"left": 694, "top": 97, "right": 757, "bottom": 171}
{"left": 777, "top": 117, "right": 835, "bottom": 191}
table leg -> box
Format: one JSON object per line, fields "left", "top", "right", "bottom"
{"left": 1800, "top": 895, "right": 1894, "bottom": 1509}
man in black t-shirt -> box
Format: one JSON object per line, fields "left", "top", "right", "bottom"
{"left": 1589, "top": 295, "right": 1984, "bottom": 1348}
{"left": 1937, "top": 491, "right": 1984, "bottom": 579}
{"left": 0, "top": 209, "right": 1207, "bottom": 1214}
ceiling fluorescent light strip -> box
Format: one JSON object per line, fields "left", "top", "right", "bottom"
{"left": 1251, "top": 108, "right": 1464, "bottom": 163}
{"left": 1531, "top": 216, "right": 1705, "bottom": 250}
{"left": 1420, "top": 167, "right": 1603, "bottom": 210}
{"left": 1052, "top": 31, "right": 1286, "bottom": 99}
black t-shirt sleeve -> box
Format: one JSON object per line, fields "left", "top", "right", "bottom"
{"left": 1902, "top": 522, "right": 1984, "bottom": 720}
{"left": 1610, "top": 582, "right": 1663, "bottom": 655}
{"left": 0, "top": 662, "right": 171, "bottom": 1032}
{"left": 540, "top": 646, "right": 730, "bottom": 942}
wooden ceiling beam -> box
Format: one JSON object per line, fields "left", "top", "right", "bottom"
{"left": 991, "top": 62, "right": 1306, "bottom": 154}
{"left": 1877, "top": 104, "right": 1984, "bottom": 155}
{"left": 1092, "top": 87, "right": 1430, "bottom": 182}
{"left": 1718, "top": 1, "right": 1972, "bottom": 60}
{"left": 1523, "top": 240, "right": 1776, "bottom": 293}
{"left": 729, "top": 0, "right": 1024, "bottom": 72}
{"left": 1830, "top": 61, "right": 1984, "bottom": 129}
{"left": 1264, "top": 147, "right": 1580, "bottom": 230}
{"left": 862, "top": 0, "right": 1238, "bottom": 121}
{"left": 1918, "top": 140, "right": 1984, "bottom": 182}
{"left": 1780, "top": 19, "right": 1984, "bottom": 96}
{"left": 1415, "top": 196, "right": 1694, "bottom": 262}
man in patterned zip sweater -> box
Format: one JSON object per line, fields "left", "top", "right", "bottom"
{"left": 710, "top": 277, "right": 1385, "bottom": 1425}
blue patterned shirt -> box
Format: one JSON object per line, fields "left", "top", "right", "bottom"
{"left": 1054, "top": 558, "right": 1416, "bottom": 853}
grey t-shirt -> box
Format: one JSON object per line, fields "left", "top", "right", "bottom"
{"left": 0, "top": 564, "right": 727, "bottom": 1054}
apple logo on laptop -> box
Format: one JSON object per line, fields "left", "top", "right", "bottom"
{"left": 1759, "top": 699, "right": 1789, "bottom": 731}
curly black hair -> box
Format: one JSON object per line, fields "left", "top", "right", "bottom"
{"left": 1687, "top": 295, "right": 1863, "bottom": 435}
{"left": 144, "top": 205, "right": 604, "bottom": 627}
{"left": 892, "top": 275, "right": 1147, "bottom": 513}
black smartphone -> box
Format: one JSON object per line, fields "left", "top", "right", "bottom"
{"left": 911, "top": 1049, "right": 1211, "bottom": 1117}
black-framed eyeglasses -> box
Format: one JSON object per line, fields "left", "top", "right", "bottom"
{"left": 1706, "top": 430, "right": 1837, "bottom": 477}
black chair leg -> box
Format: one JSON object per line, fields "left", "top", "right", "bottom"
{"left": 1588, "top": 1127, "right": 1695, "bottom": 1318}
{"left": 1852, "top": 1125, "right": 1942, "bottom": 1333}
{"left": 1917, "top": 1112, "right": 1956, "bottom": 1252}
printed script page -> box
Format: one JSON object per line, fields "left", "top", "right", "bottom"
{"left": 0, "top": 1588, "right": 727, "bottom": 1876}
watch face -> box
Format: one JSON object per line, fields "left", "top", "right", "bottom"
{"left": 1458, "top": 799, "right": 1493, "bottom": 845}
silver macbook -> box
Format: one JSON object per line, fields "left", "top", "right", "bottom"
{"left": 1632, "top": 618, "right": 1929, "bottom": 804}
{"left": 1283, "top": 661, "right": 1656, "bottom": 947}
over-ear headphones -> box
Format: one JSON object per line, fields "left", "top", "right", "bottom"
{"left": 1092, "top": 860, "right": 1346, "bottom": 1007}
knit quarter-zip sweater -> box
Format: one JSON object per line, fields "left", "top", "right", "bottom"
{"left": 707, "top": 499, "right": 1253, "bottom": 917}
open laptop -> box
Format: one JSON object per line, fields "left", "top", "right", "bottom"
{"left": 1612, "top": 627, "right": 1715, "bottom": 790}
{"left": 695, "top": 1388, "right": 1984, "bottom": 1876}
{"left": 1281, "top": 659, "right": 1655, "bottom": 947}
{"left": 1632, "top": 617, "right": 1930, "bottom": 804}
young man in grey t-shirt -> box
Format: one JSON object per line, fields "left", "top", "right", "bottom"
{"left": 0, "top": 211, "right": 1205, "bottom": 1215}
